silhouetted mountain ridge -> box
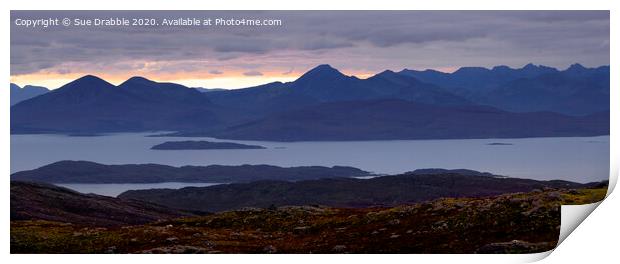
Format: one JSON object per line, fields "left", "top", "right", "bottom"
{"left": 204, "top": 64, "right": 471, "bottom": 117}
{"left": 10, "top": 63, "right": 610, "bottom": 140}
{"left": 399, "top": 63, "right": 608, "bottom": 115}
{"left": 11, "top": 75, "right": 222, "bottom": 133}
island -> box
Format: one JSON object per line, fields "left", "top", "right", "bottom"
{"left": 67, "top": 133, "right": 105, "bottom": 137}
{"left": 10, "top": 160, "right": 371, "bottom": 183}
{"left": 151, "top": 140, "right": 266, "bottom": 150}
{"left": 486, "top": 142, "right": 514, "bottom": 146}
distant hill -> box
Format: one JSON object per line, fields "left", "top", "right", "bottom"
{"left": 209, "top": 99, "right": 609, "bottom": 141}
{"left": 399, "top": 64, "right": 609, "bottom": 115}
{"left": 119, "top": 171, "right": 604, "bottom": 212}
{"left": 10, "top": 75, "right": 223, "bottom": 133}
{"left": 10, "top": 83, "right": 48, "bottom": 106}
{"left": 11, "top": 181, "right": 192, "bottom": 226}
{"left": 10, "top": 160, "right": 371, "bottom": 184}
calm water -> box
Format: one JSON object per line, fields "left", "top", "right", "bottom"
{"left": 11, "top": 133, "right": 610, "bottom": 185}
{"left": 56, "top": 182, "right": 222, "bottom": 197}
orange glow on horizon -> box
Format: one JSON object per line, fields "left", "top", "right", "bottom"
{"left": 10, "top": 68, "right": 380, "bottom": 90}
{"left": 9, "top": 71, "right": 301, "bottom": 90}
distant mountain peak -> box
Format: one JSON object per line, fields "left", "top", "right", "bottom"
{"left": 371, "top": 69, "right": 409, "bottom": 81}
{"left": 376, "top": 69, "right": 397, "bottom": 76}
{"left": 518, "top": 63, "right": 559, "bottom": 74}
{"left": 127, "top": 76, "right": 153, "bottom": 82}
{"left": 296, "top": 64, "right": 346, "bottom": 82}
{"left": 566, "top": 63, "right": 586, "bottom": 71}
{"left": 453, "top": 66, "right": 490, "bottom": 75}
{"left": 399, "top": 68, "right": 448, "bottom": 75}
{"left": 492, "top": 65, "right": 512, "bottom": 71}
{"left": 67, "top": 75, "right": 113, "bottom": 88}
{"left": 312, "top": 64, "right": 338, "bottom": 71}
{"left": 77, "top": 74, "right": 105, "bottom": 81}
{"left": 121, "top": 76, "right": 156, "bottom": 86}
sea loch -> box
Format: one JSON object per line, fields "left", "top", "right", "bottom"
{"left": 10, "top": 133, "right": 609, "bottom": 183}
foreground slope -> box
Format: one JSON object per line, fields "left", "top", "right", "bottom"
{"left": 11, "top": 187, "right": 607, "bottom": 253}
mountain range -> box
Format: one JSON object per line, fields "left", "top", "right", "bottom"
{"left": 10, "top": 63, "right": 609, "bottom": 141}
{"left": 209, "top": 99, "right": 607, "bottom": 141}
{"left": 400, "top": 63, "right": 609, "bottom": 115}
{"left": 11, "top": 76, "right": 224, "bottom": 133}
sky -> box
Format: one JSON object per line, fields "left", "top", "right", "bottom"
{"left": 10, "top": 10, "right": 610, "bottom": 89}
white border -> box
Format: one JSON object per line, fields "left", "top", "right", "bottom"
{"left": 2, "top": 1, "right": 617, "bottom": 263}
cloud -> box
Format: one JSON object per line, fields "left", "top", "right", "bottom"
{"left": 212, "top": 40, "right": 274, "bottom": 53}
{"left": 209, "top": 69, "right": 223, "bottom": 75}
{"left": 10, "top": 10, "right": 609, "bottom": 77}
{"left": 243, "top": 71, "right": 263, "bottom": 76}
{"left": 300, "top": 39, "right": 354, "bottom": 50}
{"left": 282, "top": 67, "right": 294, "bottom": 75}
{"left": 55, "top": 68, "right": 72, "bottom": 74}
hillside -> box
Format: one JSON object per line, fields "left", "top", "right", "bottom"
{"left": 10, "top": 181, "right": 193, "bottom": 227}
{"left": 119, "top": 171, "right": 604, "bottom": 212}
{"left": 11, "top": 187, "right": 607, "bottom": 253}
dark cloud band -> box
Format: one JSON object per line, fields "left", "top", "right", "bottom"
{"left": 10, "top": 10, "right": 610, "bottom": 76}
